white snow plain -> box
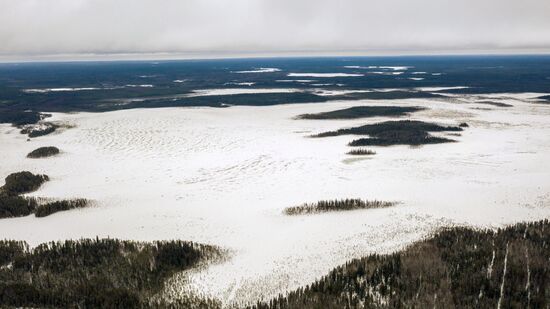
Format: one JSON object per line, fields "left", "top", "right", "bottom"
{"left": 1, "top": 93, "right": 550, "bottom": 306}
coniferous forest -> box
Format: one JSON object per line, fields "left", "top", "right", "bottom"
{"left": 27, "top": 146, "right": 60, "bottom": 158}
{"left": 0, "top": 238, "right": 223, "bottom": 308}
{"left": 0, "top": 172, "right": 90, "bottom": 218}
{"left": 284, "top": 199, "right": 395, "bottom": 215}
{"left": 253, "top": 220, "right": 550, "bottom": 309}
{"left": 314, "top": 120, "right": 462, "bottom": 147}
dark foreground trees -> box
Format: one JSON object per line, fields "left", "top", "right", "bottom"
{"left": 253, "top": 219, "right": 550, "bottom": 309}
{"left": 0, "top": 238, "right": 223, "bottom": 308}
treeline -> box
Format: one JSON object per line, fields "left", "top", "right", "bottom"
{"left": 0, "top": 171, "right": 90, "bottom": 218}
{"left": 0, "top": 110, "right": 45, "bottom": 126}
{"left": 314, "top": 120, "right": 461, "bottom": 147}
{"left": 347, "top": 149, "right": 376, "bottom": 156}
{"left": 27, "top": 146, "right": 60, "bottom": 158}
{"left": 0, "top": 171, "right": 48, "bottom": 218}
{"left": 34, "top": 198, "right": 89, "bottom": 217}
{"left": 348, "top": 130, "right": 455, "bottom": 147}
{"left": 297, "top": 106, "right": 424, "bottom": 120}
{"left": 0, "top": 111, "right": 58, "bottom": 138}
{"left": 252, "top": 219, "right": 550, "bottom": 308}
{"left": 0, "top": 238, "right": 223, "bottom": 308}
{"left": 284, "top": 199, "right": 396, "bottom": 215}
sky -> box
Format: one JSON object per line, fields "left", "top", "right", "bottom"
{"left": 1, "top": 0, "right": 550, "bottom": 61}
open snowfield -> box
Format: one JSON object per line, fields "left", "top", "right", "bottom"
{"left": 1, "top": 93, "right": 550, "bottom": 305}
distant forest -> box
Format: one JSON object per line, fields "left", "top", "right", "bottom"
{"left": 252, "top": 220, "right": 550, "bottom": 309}
{"left": 297, "top": 106, "right": 424, "bottom": 120}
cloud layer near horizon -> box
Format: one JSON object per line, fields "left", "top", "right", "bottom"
{"left": 1, "top": 0, "right": 550, "bottom": 58}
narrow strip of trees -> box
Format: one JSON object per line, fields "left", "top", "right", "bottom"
{"left": 347, "top": 148, "right": 376, "bottom": 155}
{"left": 284, "top": 198, "right": 396, "bottom": 215}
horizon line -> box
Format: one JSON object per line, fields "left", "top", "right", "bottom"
{"left": 2, "top": 49, "right": 550, "bottom": 64}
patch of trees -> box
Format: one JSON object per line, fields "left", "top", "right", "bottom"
{"left": 347, "top": 149, "right": 376, "bottom": 156}
{"left": 284, "top": 198, "right": 395, "bottom": 215}
{"left": 297, "top": 106, "right": 425, "bottom": 120}
{"left": 252, "top": 219, "right": 550, "bottom": 309}
{"left": 315, "top": 120, "right": 462, "bottom": 146}
{"left": 1, "top": 171, "right": 49, "bottom": 196}
{"left": 0, "top": 196, "right": 38, "bottom": 218}
{"left": 0, "top": 172, "right": 90, "bottom": 219}
{"left": 26, "top": 146, "right": 60, "bottom": 158}
{"left": 0, "top": 238, "right": 223, "bottom": 308}
{"left": 0, "top": 171, "right": 48, "bottom": 218}
{"left": 34, "top": 199, "right": 88, "bottom": 218}
{"left": 477, "top": 101, "right": 513, "bottom": 107}
{"left": 348, "top": 130, "right": 456, "bottom": 146}
{"left": 20, "top": 122, "right": 59, "bottom": 138}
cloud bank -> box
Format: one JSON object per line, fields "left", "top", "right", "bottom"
{"left": 1, "top": 0, "right": 550, "bottom": 60}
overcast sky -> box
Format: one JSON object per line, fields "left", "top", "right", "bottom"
{"left": 1, "top": 0, "right": 550, "bottom": 61}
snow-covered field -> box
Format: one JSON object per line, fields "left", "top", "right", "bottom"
{"left": 1, "top": 93, "right": 550, "bottom": 306}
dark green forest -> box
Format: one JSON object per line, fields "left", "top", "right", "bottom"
{"left": 0, "top": 238, "right": 223, "bottom": 308}
{"left": 314, "top": 120, "right": 461, "bottom": 146}
{"left": 0, "top": 172, "right": 90, "bottom": 218}
{"left": 34, "top": 199, "right": 89, "bottom": 218}
{"left": 27, "top": 146, "right": 60, "bottom": 158}
{"left": 0, "top": 171, "right": 49, "bottom": 196}
{"left": 253, "top": 219, "right": 550, "bottom": 309}
{"left": 297, "top": 106, "right": 424, "bottom": 120}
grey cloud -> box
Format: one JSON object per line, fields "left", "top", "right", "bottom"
{"left": 1, "top": 0, "right": 550, "bottom": 59}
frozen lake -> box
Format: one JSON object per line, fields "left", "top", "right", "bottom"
{"left": 1, "top": 93, "right": 550, "bottom": 305}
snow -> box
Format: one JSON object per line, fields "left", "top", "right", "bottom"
{"left": 276, "top": 79, "right": 317, "bottom": 83}
{"left": 233, "top": 68, "right": 281, "bottom": 74}
{"left": 224, "top": 82, "right": 256, "bottom": 86}
{"left": 1, "top": 94, "right": 550, "bottom": 306}
{"left": 378, "top": 66, "right": 412, "bottom": 71}
{"left": 189, "top": 88, "right": 301, "bottom": 96}
{"left": 287, "top": 73, "right": 364, "bottom": 77}
{"left": 124, "top": 84, "right": 154, "bottom": 88}
{"left": 23, "top": 87, "right": 102, "bottom": 93}
{"left": 370, "top": 71, "right": 404, "bottom": 75}
{"left": 414, "top": 86, "right": 470, "bottom": 92}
